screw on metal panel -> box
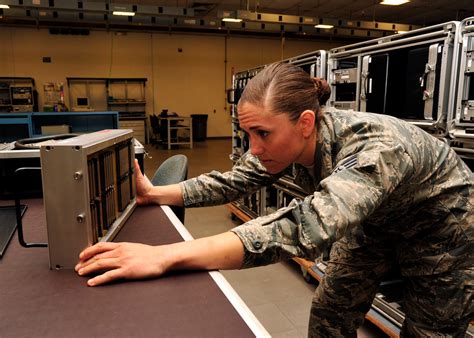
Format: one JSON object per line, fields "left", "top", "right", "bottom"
{"left": 73, "top": 171, "right": 83, "bottom": 180}
{"left": 76, "top": 214, "right": 85, "bottom": 223}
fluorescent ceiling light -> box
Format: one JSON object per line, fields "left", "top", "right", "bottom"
{"left": 0, "top": 4, "right": 10, "bottom": 9}
{"left": 112, "top": 11, "right": 135, "bottom": 16}
{"left": 222, "top": 18, "right": 242, "bottom": 23}
{"left": 397, "top": 30, "right": 409, "bottom": 34}
{"left": 315, "top": 24, "right": 334, "bottom": 29}
{"left": 380, "top": 0, "right": 410, "bottom": 5}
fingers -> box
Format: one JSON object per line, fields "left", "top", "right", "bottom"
{"left": 78, "top": 241, "right": 119, "bottom": 262}
{"left": 86, "top": 268, "right": 125, "bottom": 287}
{"left": 77, "top": 257, "right": 119, "bottom": 276}
{"left": 134, "top": 159, "right": 155, "bottom": 205}
{"left": 135, "top": 160, "right": 152, "bottom": 185}
{"left": 75, "top": 246, "right": 124, "bottom": 286}
{"left": 134, "top": 158, "right": 143, "bottom": 176}
{"left": 76, "top": 249, "right": 118, "bottom": 270}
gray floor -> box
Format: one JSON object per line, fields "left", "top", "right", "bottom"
{"left": 143, "top": 138, "right": 387, "bottom": 337}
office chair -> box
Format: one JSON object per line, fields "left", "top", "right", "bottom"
{"left": 151, "top": 154, "right": 188, "bottom": 223}
{"left": 149, "top": 114, "right": 160, "bottom": 147}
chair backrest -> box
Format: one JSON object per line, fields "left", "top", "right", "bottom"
{"left": 151, "top": 154, "right": 188, "bottom": 223}
{"left": 149, "top": 115, "right": 160, "bottom": 134}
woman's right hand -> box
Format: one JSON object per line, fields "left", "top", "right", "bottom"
{"left": 134, "top": 159, "right": 155, "bottom": 205}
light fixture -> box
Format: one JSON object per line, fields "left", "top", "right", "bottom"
{"left": 397, "top": 30, "right": 409, "bottom": 34}
{"left": 380, "top": 0, "right": 410, "bottom": 5}
{"left": 112, "top": 11, "right": 135, "bottom": 16}
{"left": 0, "top": 4, "right": 10, "bottom": 9}
{"left": 314, "top": 24, "right": 334, "bottom": 29}
{"left": 222, "top": 18, "right": 243, "bottom": 23}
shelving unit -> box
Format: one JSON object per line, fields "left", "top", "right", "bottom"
{"left": 67, "top": 77, "right": 147, "bottom": 114}
{"left": 67, "top": 77, "right": 148, "bottom": 143}
{"left": 106, "top": 78, "right": 147, "bottom": 115}
{"left": 159, "top": 116, "right": 193, "bottom": 149}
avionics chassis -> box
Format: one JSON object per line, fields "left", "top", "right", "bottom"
{"left": 40, "top": 129, "right": 136, "bottom": 269}
{"left": 328, "top": 21, "right": 461, "bottom": 136}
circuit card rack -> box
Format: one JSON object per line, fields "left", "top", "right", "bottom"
{"left": 40, "top": 129, "right": 136, "bottom": 269}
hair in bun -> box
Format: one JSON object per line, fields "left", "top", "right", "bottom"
{"left": 238, "top": 62, "right": 329, "bottom": 123}
{"left": 312, "top": 77, "right": 331, "bottom": 106}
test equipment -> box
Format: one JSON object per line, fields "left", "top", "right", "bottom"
{"left": 40, "top": 129, "right": 137, "bottom": 269}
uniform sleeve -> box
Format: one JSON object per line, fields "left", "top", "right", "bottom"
{"left": 180, "top": 151, "right": 281, "bottom": 207}
{"left": 231, "top": 142, "right": 414, "bottom": 268}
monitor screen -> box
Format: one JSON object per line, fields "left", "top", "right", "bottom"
{"left": 76, "top": 97, "right": 89, "bottom": 107}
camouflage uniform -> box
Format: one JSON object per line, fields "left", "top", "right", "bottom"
{"left": 180, "top": 108, "right": 474, "bottom": 337}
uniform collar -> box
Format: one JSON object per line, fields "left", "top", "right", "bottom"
{"left": 313, "top": 113, "right": 336, "bottom": 185}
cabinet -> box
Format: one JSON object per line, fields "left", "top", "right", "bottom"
{"left": 119, "top": 117, "right": 147, "bottom": 144}
{"left": 0, "top": 77, "right": 37, "bottom": 113}
{"left": 0, "top": 111, "right": 119, "bottom": 142}
{"left": 30, "top": 111, "right": 119, "bottom": 137}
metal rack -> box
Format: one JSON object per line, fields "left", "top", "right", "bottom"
{"left": 327, "top": 21, "right": 461, "bottom": 137}
{"left": 159, "top": 116, "right": 193, "bottom": 150}
{"left": 451, "top": 17, "right": 474, "bottom": 166}
{"left": 226, "top": 24, "right": 474, "bottom": 336}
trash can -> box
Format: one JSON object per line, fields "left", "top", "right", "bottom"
{"left": 191, "top": 114, "right": 208, "bottom": 141}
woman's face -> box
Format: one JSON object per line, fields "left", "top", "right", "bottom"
{"left": 238, "top": 102, "right": 316, "bottom": 174}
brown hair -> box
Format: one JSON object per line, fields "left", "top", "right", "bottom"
{"left": 237, "top": 62, "right": 331, "bottom": 123}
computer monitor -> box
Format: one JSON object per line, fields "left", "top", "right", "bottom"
{"left": 76, "top": 97, "right": 89, "bottom": 107}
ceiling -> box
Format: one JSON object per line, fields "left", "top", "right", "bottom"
{"left": 129, "top": 0, "right": 474, "bottom": 26}
{"left": 0, "top": 0, "right": 473, "bottom": 40}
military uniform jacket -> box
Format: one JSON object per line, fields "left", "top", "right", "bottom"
{"left": 180, "top": 109, "right": 473, "bottom": 276}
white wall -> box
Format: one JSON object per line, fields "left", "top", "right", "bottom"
{"left": 0, "top": 27, "right": 346, "bottom": 137}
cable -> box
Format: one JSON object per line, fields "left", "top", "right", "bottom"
{"left": 14, "top": 167, "right": 47, "bottom": 248}
{"left": 14, "top": 134, "right": 79, "bottom": 150}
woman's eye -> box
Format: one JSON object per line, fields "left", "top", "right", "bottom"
{"left": 257, "top": 130, "right": 269, "bottom": 138}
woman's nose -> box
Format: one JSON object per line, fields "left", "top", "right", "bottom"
{"left": 250, "top": 141, "right": 263, "bottom": 156}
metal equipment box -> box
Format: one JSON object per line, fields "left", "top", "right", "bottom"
{"left": 451, "top": 17, "right": 474, "bottom": 167}
{"left": 40, "top": 129, "right": 137, "bottom": 269}
{"left": 328, "top": 21, "right": 461, "bottom": 136}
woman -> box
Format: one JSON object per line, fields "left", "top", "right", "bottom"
{"left": 76, "top": 63, "right": 473, "bottom": 337}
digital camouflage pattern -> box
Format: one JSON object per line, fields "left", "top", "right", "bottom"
{"left": 180, "top": 108, "right": 474, "bottom": 336}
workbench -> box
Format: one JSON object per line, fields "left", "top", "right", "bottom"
{"left": 0, "top": 199, "right": 269, "bottom": 337}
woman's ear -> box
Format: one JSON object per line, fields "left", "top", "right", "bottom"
{"left": 298, "top": 110, "right": 316, "bottom": 137}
